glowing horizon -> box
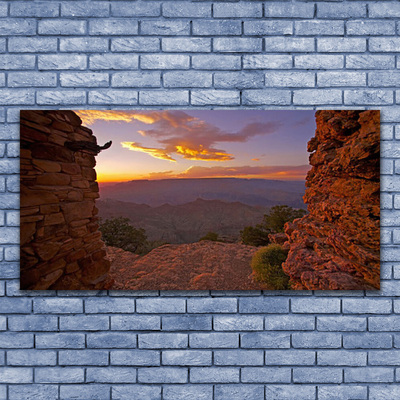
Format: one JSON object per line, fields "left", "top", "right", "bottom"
{"left": 75, "top": 110, "right": 316, "bottom": 183}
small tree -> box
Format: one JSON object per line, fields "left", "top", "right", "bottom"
{"left": 262, "top": 205, "right": 306, "bottom": 233}
{"left": 240, "top": 225, "right": 270, "bottom": 247}
{"left": 199, "top": 231, "right": 220, "bottom": 242}
{"left": 251, "top": 244, "right": 290, "bottom": 290}
{"left": 99, "top": 217, "right": 147, "bottom": 253}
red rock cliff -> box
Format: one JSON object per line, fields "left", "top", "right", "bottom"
{"left": 283, "top": 110, "right": 380, "bottom": 290}
{"left": 20, "top": 110, "right": 111, "bottom": 290}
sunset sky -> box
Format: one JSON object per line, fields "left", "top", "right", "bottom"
{"left": 75, "top": 110, "right": 316, "bottom": 183}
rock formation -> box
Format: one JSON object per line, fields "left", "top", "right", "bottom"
{"left": 20, "top": 110, "right": 111, "bottom": 290}
{"left": 283, "top": 110, "right": 380, "bottom": 290}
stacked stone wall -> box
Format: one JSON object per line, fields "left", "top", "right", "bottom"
{"left": 20, "top": 110, "right": 110, "bottom": 290}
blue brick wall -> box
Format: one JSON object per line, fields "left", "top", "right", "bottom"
{"left": 0, "top": 0, "right": 399, "bottom": 398}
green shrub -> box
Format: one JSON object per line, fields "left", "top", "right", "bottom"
{"left": 262, "top": 205, "right": 306, "bottom": 233}
{"left": 199, "top": 232, "right": 220, "bottom": 242}
{"left": 251, "top": 244, "right": 290, "bottom": 290}
{"left": 240, "top": 225, "right": 270, "bottom": 247}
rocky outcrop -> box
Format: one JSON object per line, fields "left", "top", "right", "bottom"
{"left": 106, "top": 242, "right": 264, "bottom": 290}
{"left": 283, "top": 110, "right": 380, "bottom": 290}
{"left": 20, "top": 110, "right": 111, "bottom": 290}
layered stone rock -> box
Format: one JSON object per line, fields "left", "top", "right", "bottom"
{"left": 20, "top": 110, "right": 111, "bottom": 290}
{"left": 283, "top": 110, "right": 380, "bottom": 290}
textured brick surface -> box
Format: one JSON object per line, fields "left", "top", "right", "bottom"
{"left": 0, "top": 0, "right": 396, "bottom": 398}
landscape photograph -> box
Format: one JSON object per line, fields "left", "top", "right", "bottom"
{"left": 20, "top": 109, "right": 380, "bottom": 291}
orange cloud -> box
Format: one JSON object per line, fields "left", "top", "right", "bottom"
{"left": 121, "top": 142, "right": 176, "bottom": 162}
{"left": 252, "top": 158, "right": 260, "bottom": 161}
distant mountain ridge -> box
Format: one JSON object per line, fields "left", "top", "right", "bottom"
{"left": 99, "top": 178, "right": 306, "bottom": 208}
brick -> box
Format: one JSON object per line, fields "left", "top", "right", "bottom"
{"left": 214, "top": 385, "right": 264, "bottom": 400}
{"left": 9, "top": 37, "right": 57, "bottom": 53}
{"left": 0, "top": 55, "right": 35, "bottom": 70}
{"left": 0, "top": 367, "right": 32, "bottom": 383}
{"left": 369, "top": 71, "right": 400, "bottom": 87}
{"left": 163, "top": 2, "right": 210, "bottom": 18}
{"left": 317, "top": 3, "right": 366, "bottom": 18}
{"left": 0, "top": 19, "right": 36, "bottom": 36}
{"left": 191, "top": 90, "right": 239, "bottom": 106}
{"left": 318, "top": 38, "right": 367, "bottom": 53}
{"left": 162, "top": 38, "right": 210, "bottom": 53}
{"left": 37, "top": 90, "right": 86, "bottom": 105}
{"left": 11, "top": 2, "right": 59, "bottom": 17}
{"left": 162, "top": 315, "right": 211, "bottom": 331}
{"left": 346, "top": 55, "right": 395, "bottom": 69}
{"left": 89, "top": 19, "right": 138, "bottom": 35}
{"left": 189, "top": 333, "right": 238, "bottom": 348}
{"left": 62, "top": 2, "right": 110, "bottom": 17}
{"left": 90, "top": 54, "right": 138, "bottom": 70}
{"left": 343, "top": 299, "right": 392, "bottom": 314}
{"left": 370, "top": 386, "right": 400, "bottom": 400}
{"left": 265, "top": 315, "right": 314, "bottom": 331}
{"left": 34, "top": 298, "right": 83, "bottom": 313}
{"left": 111, "top": 2, "right": 159, "bottom": 17}
{"left": 265, "top": 71, "right": 314, "bottom": 87}
{"left": 295, "top": 55, "right": 344, "bottom": 69}
{"left": 60, "top": 315, "right": 109, "bottom": 331}
{"left": 193, "top": 20, "right": 241, "bottom": 36}
{"left": 187, "top": 298, "right": 237, "bottom": 313}
{"left": 163, "top": 71, "right": 211, "bottom": 88}
{"left": 317, "top": 316, "right": 366, "bottom": 331}
{"left": 38, "top": 54, "right": 87, "bottom": 70}
{"left": 113, "top": 71, "right": 160, "bottom": 87}
{"left": 138, "top": 367, "right": 187, "bottom": 383}
{"left": 239, "top": 297, "right": 289, "bottom": 313}
{"left": 292, "top": 298, "right": 341, "bottom": 313}
{"left": 112, "top": 385, "right": 161, "bottom": 400}
{"left": 8, "top": 315, "right": 57, "bottom": 331}
{"left": 111, "top": 38, "right": 160, "bottom": 52}
{"left": 35, "top": 367, "right": 84, "bottom": 383}
{"left": 369, "top": 316, "right": 400, "bottom": 331}
{"left": 0, "top": 297, "right": 31, "bottom": 314}
{"left": 293, "top": 367, "right": 342, "bottom": 383}
{"left": 214, "top": 350, "right": 263, "bottom": 366}
{"left": 265, "top": 350, "right": 315, "bottom": 365}
{"left": 9, "top": 385, "right": 58, "bottom": 400}
{"left": 318, "top": 350, "right": 366, "bottom": 366}
{"left": 60, "top": 385, "right": 110, "bottom": 400}
{"left": 292, "top": 333, "right": 341, "bottom": 349}
{"left": 139, "top": 333, "right": 187, "bottom": 349}
{"left": 241, "top": 332, "right": 290, "bottom": 349}
{"left": 141, "top": 21, "right": 189, "bottom": 36}
{"left": 86, "top": 367, "right": 136, "bottom": 383}
{"left": 140, "top": 90, "right": 188, "bottom": 105}
{"left": 59, "top": 350, "right": 109, "bottom": 366}
{"left": 87, "top": 332, "right": 136, "bottom": 349}
{"left": 369, "top": 350, "right": 400, "bottom": 365}
{"left": 39, "top": 20, "right": 85, "bottom": 35}
{"left": 141, "top": 54, "right": 189, "bottom": 70}
{"left": 369, "top": 3, "right": 400, "bottom": 18}
{"left": 318, "top": 386, "right": 367, "bottom": 400}
{"left": 60, "top": 38, "right": 108, "bottom": 52}
{"left": 214, "top": 315, "right": 263, "bottom": 331}
{"left": 295, "top": 20, "right": 344, "bottom": 36}
{"left": 344, "top": 89, "right": 393, "bottom": 105}
{"left": 111, "top": 315, "right": 160, "bottom": 330}
{"left": 192, "top": 55, "right": 241, "bottom": 70}
{"left": 162, "top": 350, "right": 211, "bottom": 366}
{"left": 244, "top": 21, "right": 292, "bottom": 36}
{"left": 85, "top": 298, "right": 135, "bottom": 313}
{"left": 214, "top": 38, "right": 262, "bottom": 53}
{"left": 347, "top": 20, "right": 395, "bottom": 36}
{"left": 265, "top": 37, "right": 314, "bottom": 52}
{"left": 343, "top": 333, "right": 392, "bottom": 349}
{"left": 265, "top": 385, "right": 316, "bottom": 400}
{"left": 318, "top": 72, "right": 366, "bottom": 87}
{"left": 110, "top": 350, "right": 159, "bottom": 366}
{"left": 345, "top": 367, "right": 394, "bottom": 383}
{"left": 244, "top": 55, "right": 292, "bottom": 70}
{"left": 60, "top": 72, "right": 109, "bottom": 88}
{"left": 264, "top": 2, "right": 314, "bottom": 18}
{"left": 0, "top": 333, "right": 33, "bottom": 348}
{"left": 7, "top": 349, "right": 56, "bottom": 366}
{"left": 163, "top": 385, "right": 212, "bottom": 400}
{"left": 242, "top": 367, "right": 291, "bottom": 383}
{"left": 213, "top": 3, "right": 262, "bottom": 18}
{"left": 370, "top": 38, "right": 400, "bottom": 52}
{"left": 190, "top": 367, "right": 239, "bottom": 383}
{"left": 242, "top": 90, "right": 291, "bottom": 105}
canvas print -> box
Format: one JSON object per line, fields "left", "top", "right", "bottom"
{"left": 20, "top": 109, "right": 380, "bottom": 291}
